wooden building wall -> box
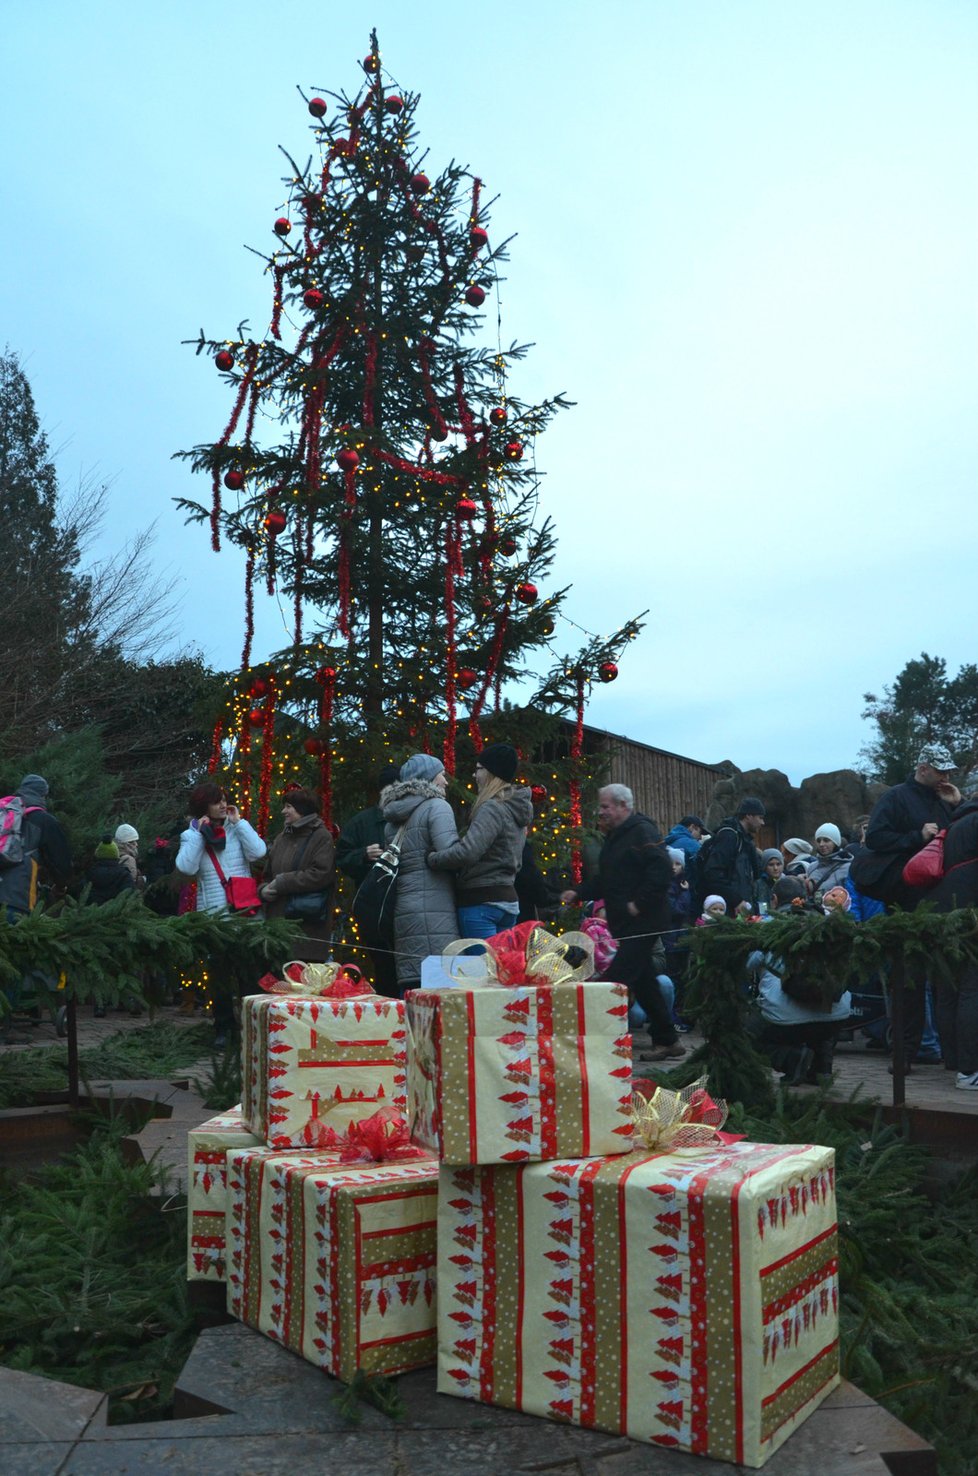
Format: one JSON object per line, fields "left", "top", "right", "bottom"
{"left": 585, "top": 729, "right": 726, "bottom": 831}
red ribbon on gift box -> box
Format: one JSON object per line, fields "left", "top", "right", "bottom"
{"left": 318, "top": 1106, "right": 429, "bottom": 1164}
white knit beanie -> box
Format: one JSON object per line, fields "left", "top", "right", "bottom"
{"left": 115, "top": 823, "right": 139, "bottom": 843}
{"left": 814, "top": 823, "right": 842, "bottom": 848}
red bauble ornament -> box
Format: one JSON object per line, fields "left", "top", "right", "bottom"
{"left": 489, "top": 407, "right": 507, "bottom": 426}
{"left": 455, "top": 496, "right": 477, "bottom": 521}
{"left": 498, "top": 536, "right": 517, "bottom": 556}
{"left": 410, "top": 172, "right": 430, "bottom": 195}
{"left": 540, "top": 617, "right": 555, "bottom": 637}
{"left": 308, "top": 97, "right": 327, "bottom": 119}
{"left": 470, "top": 225, "right": 489, "bottom": 251}
{"left": 429, "top": 422, "right": 449, "bottom": 442}
{"left": 362, "top": 53, "right": 380, "bottom": 73}
{"left": 303, "top": 736, "right": 323, "bottom": 756}
{"left": 215, "top": 349, "right": 234, "bottom": 372}
{"left": 504, "top": 440, "right": 524, "bottom": 462}
{"left": 274, "top": 217, "right": 292, "bottom": 236}
{"left": 316, "top": 665, "right": 338, "bottom": 683}
{"left": 456, "top": 667, "right": 478, "bottom": 691}
{"left": 336, "top": 448, "right": 359, "bottom": 472}
{"left": 223, "top": 469, "right": 244, "bottom": 490}
{"left": 248, "top": 708, "right": 265, "bottom": 727}
{"left": 516, "top": 581, "right": 538, "bottom": 605}
{"left": 249, "top": 678, "right": 268, "bottom": 698}
{"left": 264, "top": 510, "right": 287, "bottom": 536}
{"left": 385, "top": 94, "right": 404, "bottom": 114}
{"left": 465, "top": 284, "right": 486, "bottom": 307}
{"left": 531, "top": 784, "right": 548, "bottom": 806}
{"left": 599, "top": 661, "right": 619, "bottom": 683}
{"left": 303, "top": 288, "right": 324, "bottom": 310}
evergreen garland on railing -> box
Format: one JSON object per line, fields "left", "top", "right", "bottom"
{"left": 0, "top": 893, "right": 301, "bottom": 1013}
{"left": 671, "top": 906, "right": 978, "bottom": 1110}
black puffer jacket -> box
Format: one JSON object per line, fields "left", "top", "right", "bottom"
{"left": 581, "top": 811, "right": 672, "bottom": 940}
{"left": 85, "top": 860, "right": 134, "bottom": 906}
{"left": 865, "top": 774, "right": 957, "bottom": 857}
{"left": 699, "top": 818, "right": 762, "bottom": 913}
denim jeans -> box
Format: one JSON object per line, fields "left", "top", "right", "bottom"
{"left": 457, "top": 902, "right": 520, "bottom": 942}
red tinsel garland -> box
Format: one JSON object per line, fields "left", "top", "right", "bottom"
{"left": 257, "top": 672, "right": 278, "bottom": 836}
{"left": 270, "top": 264, "right": 286, "bottom": 341}
{"left": 569, "top": 671, "right": 585, "bottom": 884}
{"left": 211, "top": 344, "right": 259, "bottom": 551}
{"left": 316, "top": 665, "right": 336, "bottom": 825}
{"left": 468, "top": 607, "right": 508, "bottom": 751}
{"left": 417, "top": 338, "right": 448, "bottom": 440}
{"left": 443, "top": 522, "right": 459, "bottom": 775}
{"left": 207, "top": 718, "right": 223, "bottom": 775}
{"left": 453, "top": 364, "right": 476, "bottom": 444}
{"left": 372, "top": 448, "right": 462, "bottom": 486}
{"left": 363, "top": 331, "right": 378, "bottom": 426}
{"left": 470, "top": 176, "right": 482, "bottom": 227}
{"left": 241, "top": 541, "right": 255, "bottom": 669}
{"left": 337, "top": 465, "right": 357, "bottom": 638}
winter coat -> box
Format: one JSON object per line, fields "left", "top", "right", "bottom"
{"left": 116, "top": 839, "right": 142, "bottom": 889}
{"left": 663, "top": 824, "right": 702, "bottom": 866}
{"left": 805, "top": 848, "right": 852, "bottom": 897}
{"left": 844, "top": 877, "right": 886, "bottom": 921}
{"left": 747, "top": 949, "right": 851, "bottom": 1025}
{"left": 175, "top": 816, "right": 267, "bottom": 913}
{"left": 0, "top": 782, "right": 72, "bottom": 915}
{"left": 699, "top": 818, "right": 763, "bottom": 914}
{"left": 579, "top": 811, "right": 672, "bottom": 940}
{"left": 865, "top": 774, "right": 957, "bottom": 858}
{"left": 382, "top": 779, "right": 460, "bottom": 987}
{"left": 427, "top": 785, "right": 534, "bottom": 906}
{"left": 921, "top": 799, "right": 978, "bottom": 912}
{"left": 336, "top": 804, "right": 387, "bottom": 888}
{"left": 262, "top": 815, "right": 336, "bottom": 956}
{"left": 85, "top": 859, "right": 134, "bottom": 906}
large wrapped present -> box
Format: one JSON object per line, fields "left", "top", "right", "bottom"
{"left": 226, "top": 1127, "right": 439, "bottom": 1381}
{"left": 187, "top": 1105, "right": 263, "bottom": 1282}
{"left": 406, "top": 923, "right": 632, "bottom": 1164}
{"left": 437, "top": 1107, "right": 839, "bottom": 1468}
{"left": 241, "top": 963, "right": 407, "bottom": 1148}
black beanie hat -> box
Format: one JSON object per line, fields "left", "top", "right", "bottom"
{"left": 479, "top": 742, "right": 518, "bottom": 782}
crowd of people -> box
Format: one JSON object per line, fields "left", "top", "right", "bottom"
{"left": 2, "top": 739, "right": 977, "bottom": 1092}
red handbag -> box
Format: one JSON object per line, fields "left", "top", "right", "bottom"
{"left": 901, "top": 831, "right": 946, "bottom": 888}
{"left": 204, "top": 842, "right": 262, "bottom": 915}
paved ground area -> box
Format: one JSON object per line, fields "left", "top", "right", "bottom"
{"left": 0, "top": 1325, "right": 937, "bottom": 1475}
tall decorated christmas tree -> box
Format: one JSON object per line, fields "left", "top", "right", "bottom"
{"left": 176, "top": 33, "right": 642, "bottom": 881}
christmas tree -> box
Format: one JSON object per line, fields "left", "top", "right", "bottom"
{"left": 176, "top": 32, "right": 642, "bottom": 879}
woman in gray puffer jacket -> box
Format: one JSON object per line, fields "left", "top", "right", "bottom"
{"left": 382, "top": 754, "right": 459, "bottom": 993}
{"left": 428, "top": 742, "right": 534, "bottom": 940}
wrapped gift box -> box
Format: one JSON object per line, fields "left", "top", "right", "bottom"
{"left": 187, "top": 1106, "right": 263, "bottom": 1282}
{"left": 241, "top": 991, "right": 407, "bottom": 1148}
{"left": 405, "top": 980, "right": 632, "bottom": 1164}
{"left": 226, "top": 1147, "right": 439, "bottom": 1381}
{"left": 438, "top": 1142, "right": 840, "bottom": 1468}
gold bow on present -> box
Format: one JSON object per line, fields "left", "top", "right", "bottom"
{"left": 630, "top": 1076, "right": 729, "bottom": 1154}
{"left": 260, "top": 961, "right": 373, "bottom": 998}
{"left": 441, "top": 923, "right": 595, "bottom": 988}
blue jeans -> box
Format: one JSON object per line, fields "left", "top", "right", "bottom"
{"left": 457, "top": 902, "right": 520, "bottom": 943}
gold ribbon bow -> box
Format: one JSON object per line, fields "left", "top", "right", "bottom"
{"left": 263, "top": 961, "right": 373, "bottom": 998}
{"left": 630, "top": 1076, "right": 729, "bottom": 1154}
{"left": 441, "top": 924, "right": 595, "bottom": 988}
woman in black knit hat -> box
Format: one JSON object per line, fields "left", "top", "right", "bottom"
{"left": 427, "top": 742, "right": 534, "bottom": 940}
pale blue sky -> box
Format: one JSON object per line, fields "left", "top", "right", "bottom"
{"left": 3, "top": 1, "right": 975, "bottom": 784}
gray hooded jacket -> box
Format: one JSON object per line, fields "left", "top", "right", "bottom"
{"left": 382, "top": 779, "right": 460, "bottom": 987}
{"left": 428, "top": 784, "right": 534, "bottom": 906}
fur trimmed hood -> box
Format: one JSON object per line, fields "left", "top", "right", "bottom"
{"left": 381, "top": 778, "right": 446, "bottom": 825}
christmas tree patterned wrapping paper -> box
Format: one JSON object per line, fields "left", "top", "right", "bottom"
{"left": 405, "top": 980, "right": 633, "bottom": 1165}
{"left": 437, "top": 1141, "right": 839, "bottom": 1468}
{"left": 226, "top": 1147, "right": 439, "bottom": 1382}
{"left": 241, "top": 991, "right": 407, "bottom": 1148}
{"left": 187, "top": 1106, "right": 263, "bottom": 1282}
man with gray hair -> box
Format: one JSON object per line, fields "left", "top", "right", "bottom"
{"left": 561, "top": 784, "right": 684, "bottom": 1060}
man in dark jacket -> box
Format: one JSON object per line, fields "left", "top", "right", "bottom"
{"left": 336, "top": 765, "right": 400, "bottom": 889}
{"left": 865, "top": 742, "right": 962, "bottom": 1069}
{"left": 698, "top": 797, "right": 766, "bottom": 914}
{"left": 561, "top": 784, "right": 684, "bottom": 1061}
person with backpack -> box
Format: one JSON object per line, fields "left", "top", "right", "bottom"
{"left": 0, "top": 774, "right": 72, "bottom": 919}
{"left": 259, "top": 788, "right": 336, "bottom": 963}
{"left": 0, "top": 774, "right": 72, "bottom": 1043}
{"left": 378, "top": 754, "right": 459, "bottom": 996}
{"left": 695, "top": 796, "right": 766, "bottom": 915}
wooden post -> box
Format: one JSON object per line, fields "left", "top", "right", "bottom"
{"left": 889, "top": 950, "right": 906, "bottom": 1109}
